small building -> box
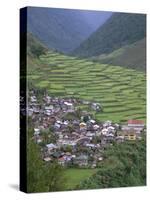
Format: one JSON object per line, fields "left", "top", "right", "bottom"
{"left": 85, "top": 143, "right": 96, "bottom": 148}
{"left": 128, "top": 119, "right": 144, "bottom": 127}
{"left": 34, "top": 128, "right": 40, "bottom": 135}
{"left": 27, "top": 108, "right": 33, "bottom": 116}
{"left": 54, "top": 122, "right": 61, "bottom": 130}
{"left": 43, "top": 157, "right": 52, "bottom": 162}
{"left": 46, "top": 143, "right": 57, "bottom": 153}
{"left": 93, "top": 124, "right": 100, "bottom": 130}
{"left": 123, "top": 130, "right": 136, "bottom": 141}
{"left": 127, "top": 119, "right": 145, "bottom": 134}
{"left": 79, "top": 122, "right": 87, "bottom": 130}
{"left": 101, "top": 128, "right": 108, "bottom": 135}
{"left": 73, "top": 155, "right": 88, "bottom": 167}
{"left": 30, "top": 96, "right": 37, "bottom": 103}
{"left": 52, "top": 152, "right": 62, "bottom": 159}
{"left": 89, "top": 119, "right": 96, "bottom": 124}
{"left": 64, "top": 101, "right": 74, "bottom": 110}
{"left": 98, "top": 157, "right": 103, "bottom": 161}
{"left": 91, "top": 102, "right": 101, "bottom": 111}
{"left": 116, "top": 135, "right": 124, "bottom": 143}
{"left": 58, "top": 157, "right": 65, "bottom": 166}
{"left": 103, "top": 120, "right": 112, "bottom": 127}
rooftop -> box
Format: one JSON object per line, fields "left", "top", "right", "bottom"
{"left": 128, "top": 119, "right": 144, "bottom": 125}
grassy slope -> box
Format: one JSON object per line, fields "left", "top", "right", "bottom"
{"left": 92, "top": 38, "right": 146, "bottom": 71}
{"left": 27, "top": 51, "right": 146, "bottom": 123}
{"left": 64, "top": 168, "right": 98, "bottom": 190}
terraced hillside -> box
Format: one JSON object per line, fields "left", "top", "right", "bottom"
{"left": 27, "top": 51, "right": 146, "bottom": 123}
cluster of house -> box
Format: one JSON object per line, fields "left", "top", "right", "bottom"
{"left": 27, "top": 91, "right": 145, "bottom": 168}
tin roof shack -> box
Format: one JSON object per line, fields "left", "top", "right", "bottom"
{"left": 62, "top": 101, "right": 75, "bottom": 113}
{"left": 46, "top": 143, "right": 57, "bottom": 154}
{"left": 34, "top": 128, "right": 40, "bottom": 136}
{"left": 30, "top": 96, "right": 37, "bottom": 103}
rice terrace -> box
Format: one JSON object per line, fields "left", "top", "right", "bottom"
{"left": 28, "top": 50, "right": 146, "bottom": 123}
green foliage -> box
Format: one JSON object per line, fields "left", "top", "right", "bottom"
{"left": 64, "top": 168, "right": 99, "bottom": 190}
{"left": 65, "top": 145, "right": 72, "bottom": 153}
{"left": 27, "top": 50, "right": 146, "bottom": 123}
{"left": 27, "top": 33, "right": 47, "bottom": 58}
{"left": 27, "top": 129, "right": 66, "bottom": 193}
{"left": 27, "top": 7, "right": 111, "bottom": 53}
{"left": 93, "top": 38, "right": 146, "bottom": 71}
{"left": 76, "top": 138, "right": 146, "bottom": 189}
{"left": 72, "top": 13, "right": 146, "bottom": 58}
{"left": 30, "top": 43, "right": 46, "bottom": 58}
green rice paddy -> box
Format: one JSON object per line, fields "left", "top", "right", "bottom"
{"left": 27, "top": 51, "right": 146, "bottom": 123}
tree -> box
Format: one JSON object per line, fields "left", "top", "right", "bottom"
{"left": 27, "top": 129, "right": 66, "bottom": 192}
{"left": 65, "top": 145, "right": 72, "bottom": 153}
{"left": 76, "top": 138, "right": 146, "bottom": 189}
{"left": 44, "top": 162, "right": 66, "bottom": 191}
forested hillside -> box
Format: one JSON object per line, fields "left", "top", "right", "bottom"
{"left": 72, "top": 13, "right": 146, "bottom": 57}
{"left": 92, "top": 38, "right": 146, "bottom": 71}
{"left": 27, "top": 33, "right": 48, "bottom": 58}
{"left": 27, "top": 7, "right": 112, "bottom": 53}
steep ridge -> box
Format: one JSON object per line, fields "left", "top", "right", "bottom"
{"left": 27, "top": 7, "right": 112, "bottom": 53}
{"left": 72, "top": 13, "right": 146, "bottom": 57}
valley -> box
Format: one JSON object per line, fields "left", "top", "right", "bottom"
{"left": 24, "top": 8, "right": 146, "bottom": 192}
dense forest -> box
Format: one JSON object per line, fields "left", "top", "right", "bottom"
{"left": 27, "top": 33, "right": 48, "bottom": 58}
{"left": 76, "top": 138, "right": 146, "bottom": 190}
{"left": 27, "top": 7, "right": 111, "bottom": 53}
{"left": 72, "top": 13, "right": 146, "bottom": 57}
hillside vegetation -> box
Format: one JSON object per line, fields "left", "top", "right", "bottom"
{"left": 27, "top": 7, "right": 111, "bottom": 53}
{"left": 27, "top": 33, "right": 48, "bottom": 58}
{"left": 27, "top": 50, "right": 146, "bottom": 123}
{"left": 92, "top": 38, "right": 146, "bottom": 71}
{"left": 76, "top": 138, "right": 146, "bottom": 189}
{"left": 26, "top": 33, "right": 146, "bottom": 192}
{"left": 72, "top": 13, "right": 146, "bottom": 58}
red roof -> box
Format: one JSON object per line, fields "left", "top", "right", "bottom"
{"left": 128, "top": 120, "right": 144, "bottom": 125}
{"left": 58, "top": 157, "right": 65, "bottom": 161}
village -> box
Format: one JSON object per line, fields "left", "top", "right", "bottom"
{"left": 26, "top": 90, "right": 145, "bottom": 168}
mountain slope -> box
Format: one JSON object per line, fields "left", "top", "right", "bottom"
{"left": 27, "top": 7, "right": 112, "bottom": 53}
{"left": 27, "top": 51, "right": 146, "bottom": 123}
{"left": 27, "top": 32, "right": 48, "bottom": 58}
{"left": 92, "top": 38, "right": 146, "bottom": 71}
{"left": 72, "top": 12, "right": 146, "bottom": 57}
